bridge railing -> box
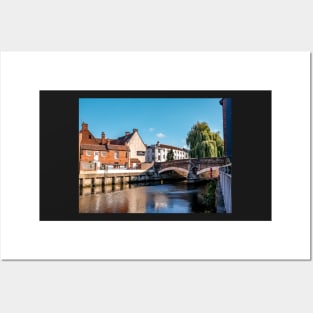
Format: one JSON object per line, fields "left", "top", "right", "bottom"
{"left": 219, "top": 164, "right": 232, "bottom": 213}
{"left": 155, "top": 157, "right": 228, "bottom": 168}
{"left": 197, "top": 157, "right": 228, "bottom": 170}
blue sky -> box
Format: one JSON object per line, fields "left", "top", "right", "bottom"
{"left": 79, "top": 98, "right": 223, "bottom": 148}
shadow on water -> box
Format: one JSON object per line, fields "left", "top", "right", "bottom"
{"left": 79, "top": 180, "right": 217, "bottom": 214}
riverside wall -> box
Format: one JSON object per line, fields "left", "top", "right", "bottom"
{"left": 79, "top": 170, "right": 161, "bottom": 187}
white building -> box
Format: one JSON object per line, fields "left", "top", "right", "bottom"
{"left": 146, "top": 141, "right": 189, "bottom": 162}
{"left": 112, "top": 128, "right": 147, "bottom": 168}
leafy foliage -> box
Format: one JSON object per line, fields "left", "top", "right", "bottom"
{"left": 186, "top": 122, "right": 224, "bottom": 158}
{"left": 203, "top": 179, "right": 217, "bottom": 210}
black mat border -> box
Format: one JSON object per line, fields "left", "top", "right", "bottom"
{"left": 40, "top": 90, "right": 271, "bottom": 221}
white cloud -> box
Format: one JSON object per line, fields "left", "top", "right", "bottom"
{"left": 156, "top": 132, "right": 165, "bottom": 139}
{"left": 149, "top": 128, "right": 155, "bottom": 132}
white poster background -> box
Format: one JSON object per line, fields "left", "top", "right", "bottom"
{"left": 0, "top": 52, "right": 310, "bottom": 260}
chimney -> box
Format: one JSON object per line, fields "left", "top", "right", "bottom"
{"left": 107, "top": 139, "right": 111, "bottom": 145}
{"left": 133, "top": 128, "right": 138, "bottom": 133}
{"left": 82, "top": 122, "right": 88, "bottom": 131}
{"left": 125, "top": 131, "right": 130, "bottom": 136}
{"left": 101, "top": 132, "right": 105, "bottom": 144}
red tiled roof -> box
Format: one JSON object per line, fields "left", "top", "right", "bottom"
{"left": 107, "top": 144, "right": 130, "bottom": 151}
{"left": 79, "top": 125, "right": 132, "bottom": 151}
{"left": 80, "top": 144, "right": 107, "bottom": 151}
{"left": 81, "top": 143, "right": 129, "bottom": 151}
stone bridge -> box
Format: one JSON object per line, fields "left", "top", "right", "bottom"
{"left": 154, "top": 157, "right": 229, "bottom": 181}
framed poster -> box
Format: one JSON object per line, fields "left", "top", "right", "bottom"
{"left": 0, "top": 52, "right": 310, "bottom": 260}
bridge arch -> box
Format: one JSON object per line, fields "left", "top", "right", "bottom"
{"left": 158, "top": 167, "right": 189, "bottom": 176}
{"left": 197, "top": 166, "right": 219, "bottom": 175}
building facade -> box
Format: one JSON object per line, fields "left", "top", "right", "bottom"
{"left": 79, "top": 123, "right": 129, "bottom": 170}
{"left": 112, "top": 128, "right": 147, "bottom": 168}
{"left": 146, "top": 142, "right": 189, "bottom": 162}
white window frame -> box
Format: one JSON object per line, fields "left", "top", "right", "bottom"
{"left": 86, "top": 150, "right": 91, "bottom": 156}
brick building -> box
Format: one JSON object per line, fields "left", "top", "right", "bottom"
{"left": 79, "top": 123, "right": 130, "bottom": 170}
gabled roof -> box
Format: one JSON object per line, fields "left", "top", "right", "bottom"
{"left": 113, "top": 133, "right": 134, "bottom": 145}
{"left": 113, "top": 129, "right": 146, "bottom": 147}
{"left": 79, "top": 124, "right": 137, "bottom": 152}
{"left": 80, "top": 127, "right": 129, "bottom": 151}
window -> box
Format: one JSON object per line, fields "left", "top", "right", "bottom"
{"left": 158, "top": 155, "right": 161, "bottom": 161}
{"left": 94, "top": 151, "right": 99, "bottom": 156}
{"left": 114, "top": 151, "right": 119, "bottom": 159}
{"left": 101, "top": 151, "right": 106, "bottom": 157}
{"left": 126, "top": 152, "right": 128, "bottom": 158}
{"left": 86, "top": 150, "right": 91, "bottom": 156}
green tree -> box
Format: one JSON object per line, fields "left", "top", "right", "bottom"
{"left": 186, "top": 122, "right": 224, "bottom": 158}
{"left": 211, "top": 131, "right": 224, "bottom": 157}
{"left": 166, "top": 149, "right": 174, "bottom": 161}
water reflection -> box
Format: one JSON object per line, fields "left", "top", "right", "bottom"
{"left": 79, "top": 181, "right": 213, "bottom": 214}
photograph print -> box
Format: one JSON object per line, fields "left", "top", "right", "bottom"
{"left": 79, "top": 97, "right": 232, "bottom": 215}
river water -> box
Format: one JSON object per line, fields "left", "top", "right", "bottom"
{"left": 79, "top": 181, "right": 215, "bottom": 214}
